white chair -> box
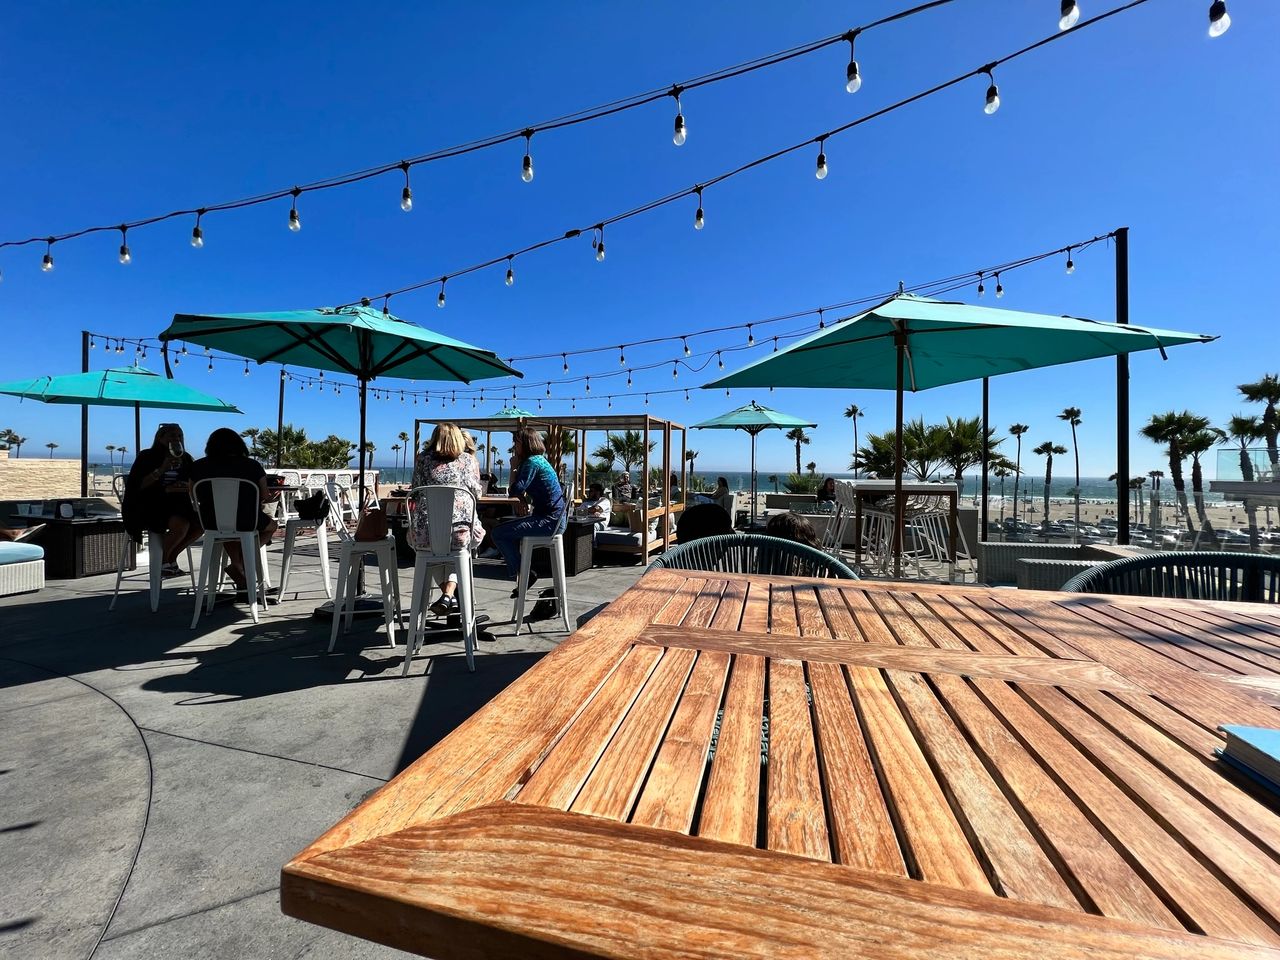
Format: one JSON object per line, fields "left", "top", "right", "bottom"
{"left": 327, "top": 513, "right": 401, "bottom": 654}
{"left": 402, "top": 485, "right": 479, "bottom": 675}
{"left": 274, "top": 469, "right": 303, "bottom": 524}
{"left": 107, "top": 475, "right": 196, "bottom": 612}
{"left": 190, "top": 478, "right": 271, "bottom": 628}
{"left": 277, "top": 508, "right": 333, "bottom": 601}
{"left": 512, "top": 532, "right": 570, "bottom": 635}
{"left": 334, "top": 475, "right": 360, "bottom": 525}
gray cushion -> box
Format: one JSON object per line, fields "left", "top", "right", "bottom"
{"left": 0, "top": 542, "right": 44, "bottom": 564}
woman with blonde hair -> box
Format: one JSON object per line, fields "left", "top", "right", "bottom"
{"left": 409, "top": 422, "right": 484, "bottom": 616}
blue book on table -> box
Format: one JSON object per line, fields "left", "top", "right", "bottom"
{"left": 1216, "top": 724, "right": 1280, "bottom": 796}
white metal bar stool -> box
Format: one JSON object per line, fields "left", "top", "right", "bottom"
{"left": 190, "top": 478, "right": 271, "bottom": 628}
{"left": 403, "top": 485, "right": 479, "bottom": 675}
{"left": 511, "top": 531, "right": 570, "bottom": 634}
{"left": 327, "top": 515, "right": 401, "bottom": 653}
{"left": 108, "top": 475, "right": 196, "bottom": 612}
{"left": 278, "top": 484, "right": 333, "bottom": 601}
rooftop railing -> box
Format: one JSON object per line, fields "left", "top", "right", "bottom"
{"left": 1215, "top": 446, "right": 1279, "bottom": 482}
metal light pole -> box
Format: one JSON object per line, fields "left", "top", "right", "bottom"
{"left": 1115, "top": 226, "right": 1131, "bottom": 545}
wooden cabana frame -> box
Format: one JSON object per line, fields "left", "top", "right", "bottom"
{"left": 413, "top": 413, "right": 688, "bottom": 557}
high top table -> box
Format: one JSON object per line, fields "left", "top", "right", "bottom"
{"left": 282, "top": 570, "right": 1280, "bottom": 959}
{"left": 851, "top": 479, "right": 960, "bottom": 578}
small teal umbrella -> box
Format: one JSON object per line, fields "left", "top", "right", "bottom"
{"left": 693, "top": 401, "right": 816, "bottom": 524}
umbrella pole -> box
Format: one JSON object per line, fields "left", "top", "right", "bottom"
{"left": 134, "top": 403, "right": 141, "bottom": 456}
{"left": 894, "top": 334, "right": 905, "bottom": 580}
{"left": 750, "top": 431, "right": 757, "bottom": 526}
{"left": 1115, "top": 226, "right": 1131, "bottom": 546}
{"left": 277, "top": 370, "right": 286, "bottom": 468}
{"left": 358, "top": 379, "right": 368, "bottom": 505}
{"left": 981, "top": 377, "right": 990, "bottom": 542}
{"left": 80, "top": 331, "right": 90, "bottom": 497}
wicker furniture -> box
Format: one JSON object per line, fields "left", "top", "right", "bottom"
{"left": 0, "top": 542, "right": 44, "bottom": 596}
{"left": 1015, "top": 558, "right": 1100, "bottom": 592}
{"left": 649, "top": 533, "right": 857, "bottom": 579}
{"left": 37, "top": 518, "right": 133, "bottom": 579}
{"left": 1062, "top": 551, "right": 1280, "bottom": 603}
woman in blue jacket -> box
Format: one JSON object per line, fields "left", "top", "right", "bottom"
{"left": 492, "top": 427, "right": 566, "bottom": 591}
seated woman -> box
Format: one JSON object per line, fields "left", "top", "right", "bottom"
{"left": 711, "top": 476, "right": 735, "bottom": 517}
{"left": 577, "top": 482, "right": 613, "bottom": 537}
{"left": 123, "top": 423, "right": 202, "bottom": 577}
{"left": 817, "top": 477, "right": 838, "bottom": 504}
{"left": 190, "top": 428, "right": 279, "bottom": 590}
{"left": 765, "top": 511, "right": 822, "bottom": 549}
{"left": 409, "top": 422, "right": 484, "bottom": 617}
{"left": 491, "top": 427, "right": 566, "bottom": 593}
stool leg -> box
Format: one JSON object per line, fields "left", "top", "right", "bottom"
{"left": 149, "top": 536, "right": 163, "bottom": 613}
{"left": 185, "top": 546, "right": 196, "bottom": 592}
{"left": 280, "top": 522, "right": 297, "bottom": 598}
{"left": 242, "top": 534, "right": 260, "bottom": 624}
{"left": 329, "top": 551, "right": 349, "bottom": 652}
{"left": 344, "top": 555, "right": 359, "bottom": 632}
{"left": 512, "top": 538, "right": 534, "bottom": 634}
{"left": 402, "top": 554, "right": 429, "bottom": 677}
{"left": 457, "top": 552, "right": 475, "bottom": 672}
{"left": 378, "top": 553, "right": 396, "bottom": 648}
{"left": 205, "top": 542, "right": 222, "bottom": 614}
{"left": 109, "top": 537, "right": 129, "bottom": 612}
{"left": 316, "top": 521, "right": 332, "bottom": 599}
{"left": 191, "top": 536, "right": 212, "bottom": 629}
{"left": 551, "top": 537, "right": 569, "bottom": 632}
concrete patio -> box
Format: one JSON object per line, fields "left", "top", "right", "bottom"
{"left": 0, "top": 539, "right": 645, "bottom": 959}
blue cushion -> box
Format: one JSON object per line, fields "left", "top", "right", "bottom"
{"left": 0, "top": 542, "right": 44, "bottom": 564}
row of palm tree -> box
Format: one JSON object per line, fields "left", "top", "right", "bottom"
{"left": 0, "top": 429, "right": 29, "bottom": 457}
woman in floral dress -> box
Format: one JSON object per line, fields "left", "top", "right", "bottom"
{"left": 410, "top": 423, "right": 485, "bottom": 616}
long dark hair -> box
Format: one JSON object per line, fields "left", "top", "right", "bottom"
{"left": 513, "top": 427, "right": 545, "bottom": 460}
{"left": 205, "top": 427, "right": 250, "bottom": 458}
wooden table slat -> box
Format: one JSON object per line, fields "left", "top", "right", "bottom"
{"left": 697, "top": 653, "right": 765, "bottom": 847}
{"left": 708, "top": 577, "right": 748, "bottom": 631}
{"left": 794, "top": 585, "right": 831, "bottom": 638}
{"left": 837, "top": 587, "right": 902, "bottom": 646}
{"left": 764, "top": 659, "right": 831, "bottom": 861}
{"left": 769, "top": 582, "right": 800, "bottom": 636}
{"left": 738, "top": 579, "right": 769, "bottom": 635}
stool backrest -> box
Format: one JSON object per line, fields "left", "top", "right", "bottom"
{"left": 407, "top": 484, "right": 478, "bottom": 555}
{"left": 192, "top": 477, "right": 262, "bottom": 536}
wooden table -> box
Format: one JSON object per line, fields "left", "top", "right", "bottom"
{"left": 282, "top": 571, "right": 1280, "bottom": 959}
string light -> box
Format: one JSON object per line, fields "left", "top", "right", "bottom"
{"left": 505, "top": 256, "right": 515, "bottom": 286}
{"left": 627, "top": 370, "right": 633, "bottom": 387}
{"left": 982, "top": 67, "right": 1000, "bottom": 115}
{"left": 117, "top": 226, "right": 131, "bottom": 265}
{"left": 747, "top": 324, "right": 755, "bottom": 346}
{"left": 1065, "top": 248, "right": 1075, "bottom": 274}
{"left": 593, "top": 225, "right": 606, "bottom": 262}
{"left": 772, "top": 337, "right": 779, "bottom": 352}
{"left": 977, "top": 272, "right": 985, "bottom": 296}
{"left": 384, "top": 295, "right": 393, "bottom": 316}
{"left": 1059, "top": 0, "right": 1081, "bottom": 30}
{"left": 818, "top": 308, "right": 826, "bottom": 329}
{"left": 1208, "top": 1, "right": 1230, "bottom": 37}
{"left": 672, "top": 362, "right": 679, "bottom": 380}
{"left": 243, "top": 360, "right": 250, "bottom": 377}
{"left": 844, "top": 30, "right": 862, "bottom": 93}
{"left": 815, "top": 139, "right": 829, "bottom": 180}
{"left": 521, "top": 130, "right": 534, "bottom": 183}
{"left": 42, "top": 239, "right": 54, "bottom": 272}
{"left": 89, "top": 336, "right": 96, "bottom": 350}
{"left": 399, "top": 162, "right": 413, "bottom": 212}
{"left": 684, "top": 389, "right": 690, "bottom": 401}
{"left": 437, "top": 278, "right": 447, "bottom": 308}
{"left": 693, "top": 188, "right": 704, "bottom": 231}
{"left": 208, "top": 356, "right": 214, "bottom": 372}
{"left": 288, "top": 187, "right": 302, "bottom": 231}
{"left": 995, "top": 272, "right": 1004, "bottom": 298}
{"left": 671, "top": 87, "right": 687, "bottom": 146}
{"left": 717, "top": 351, "right": 725, "bottom": 370}
{"left": 562, "top": 353, "right": 569, "bottom": 373}
{"left": 584, "top": 377, "right": 591, "bottom": 393}
{"left": 191, "top": 209, "right": 205, "bottom": 248}
{"left": 682, "top": 337, "right": 691, "bottom": 356}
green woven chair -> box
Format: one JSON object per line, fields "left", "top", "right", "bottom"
{"left": 1060, "top": 551, "right": 1280, "bottom": 603}
{"left": 649, "top": 534, "right": 858, "bottom": 579}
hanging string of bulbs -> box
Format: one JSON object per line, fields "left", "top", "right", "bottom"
{"left": 85, "top": 228, "right": 1111, "bottom": 407}
{"left": 9, "top": 1, "right": 1234, "bottom": 280}
{"left": 5, "top": 0, "right": 960, "bottom": 268}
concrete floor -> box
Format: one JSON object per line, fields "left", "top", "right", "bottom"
{"left": 0, "top": 538, "right": 645, "bottom": 959}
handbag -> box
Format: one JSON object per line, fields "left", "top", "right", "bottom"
{"left": 354, "top": 500, "right": 389, "bottom": 541}
{"left": 294, "top": 490, "right": 331, "bottom": 523}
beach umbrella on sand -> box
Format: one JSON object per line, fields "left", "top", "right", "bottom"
{"left": 692, "top": 401, "right": 816, "bottom": 525}
{"left": 0, "top": 364, "right": 242, "bottom": 493}
{"left": 158, "top": 306, "right": 520, "bottom": 503}
{"left": 708, "top": 293, "right": 1216, "bottom": 576}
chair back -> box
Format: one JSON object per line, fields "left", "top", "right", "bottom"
{"left": 192, "top": 477, "right": 261, "bottom": 536}
{"left": 649, "top": 533, "right": 858, "bottom": 579}
{"left": 1061, "top": 551, "right": 1280, "bottom": 603}
{"left": 112, "top": 473, "right": 127, "bottom": 501}
{"left": 407, "top": 484, "right": 478, "bottom": 555}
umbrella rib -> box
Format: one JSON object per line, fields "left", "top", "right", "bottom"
{"left": 161, "top": 320, "right": 279, "bottom": 340}
{"left": 264, "top": 326, "right": 360, "bottom": 375}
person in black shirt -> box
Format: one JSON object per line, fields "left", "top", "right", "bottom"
{"left": 190, "top": 427, "right": 279, "bottom": 590}
{"left": 123, "top": 423, "right": 202, "bottom": 577}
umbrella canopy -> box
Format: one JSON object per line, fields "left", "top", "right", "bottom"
{"left": 159, "top": 306, "right": 520, "bottom": 498}
{"left": 693, "top": 401, "right": 817, "bottom": 524}
{"left": 0, "top": 365, "right": 242, "bottom": 485}
{"left": 0, "top": 365, "right": 242, "bottom": 413}
{"left": 708, "top": 294, "right": 1216, "bottom": 576}
{"left": 708, "top": 294, "right": 1216, "bottom": 392}
{"left": 490, "top": 406, "right": 533, "bottom": 418}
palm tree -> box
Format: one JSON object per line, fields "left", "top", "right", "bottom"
{"left": 1032, "top": 442, "right": 1067, "bottom": 534}
{"left": 1140, "top": 411, "right": 1201, "bottom": 537}
{"left": 46, "top": 441, "right": 59, "bottom": 458}
{"left": 398, "top": 430, "right": 411, "bottom": 460}
{"left": 1130, "top": 477, "right": 1146, "bottom": 526}
{"left": 390, "top": 443, "right": 402, "bottom": 471}
{"left": 1222, "top": 414, "right": 1266, "bottom": 550}
{"left": 940, "top": 415, "right": 999, "bottom": 498}
{"left": 241, "top": 427, "right": 262, "bottom": 458}
{"left": 1181, "top": 425, "right": 1224, "bottom": 546}
{"left": 495, "top": 457, "right": 505, "bottom": 485}
{"left": 843, "top": 404, "right": 864, "bottom": 479}
{"left": 768, "top": 474, "right": 780, "bottom": 493}
{"left": 3, "top": 431, "right": 28, "bottom": 458}
{"left": 785, "top": 427, "right": 810, "bottom": 474}
{"left": 1058, "top": 407, "right": 1083, "bottom": 537}
{"left": 993, "top": 465, "right": 1012, "bottom": 525}
{"left": 604, "top": 430, "right": 654, "bottom": 478}
{"left": 591, "top": 441, "right": 617, "bottom": 473}
{"left": 1238, "top": 373, "right": 1280, "bottom": 469}
{"left": 117, "top": 445, "right": 128, "bottom": 465}
{"left": 1008, "top": 424, "right": 1029, "bottom": 529}
{"left": 805, "top": 460, "right": 817, "bottom": 476}
{"left": 105, "top": 443, "right": 117, "bottom": 469}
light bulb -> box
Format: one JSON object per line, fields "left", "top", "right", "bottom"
{"left": 694, "top": 206, "right": 704, "bottom": 230}
{"left": 562, "top": 354, "right": 569, "bottom": 373}
{"left": 673, "top": 112, "right": 686, "bottom": 146}
{"left": 747, "top": 326, "right": 754, "bottom": 346}
{"left": 596, "top": 240, "right": 605, "bottom": 262}
{"left": 191, "top": 225, "right": 204, "bottom": 248}
{"left": 672, "top": 364, "right": 678, "bottom": 380}
{"left": 1059, "top": 0, "right": 1080, "bottom": 31}
{"left": 119, "top": 243, "right": 131, "bottom": 265}
{"left": 401, "top": 186, "right": 413, "bottom": 212}
{"left": 995, "top": 276, "right": 1005, "bottom": 298}
{"left": 682, "top": 337, "right": 690, "bottom": 356}
{"left": 243, "top": 361, "right": 250, "bottom": 377}
{"left": 1209, "top": 1, "right": 1230, "bottom": 37}
{"left": 437, "top": 284, "right": 446, "bottom": 308}
{"left": 1066, "top": 256, "right": 1075, "bottom": 275}
{"left": 289, "top": 207, "right": 301, "bottom": 232}
{"left": 42, "top": 251, "right": 54, "bottom": 272}
{"left": 815, "top": 148, "right": 828, "bottom": 180}
{"left": 984, "top": 82, "right": 1001, "bottom": 115}
{"left": 977, "top": 278, "right": 985, "bottom": 297}
{"left": 846, "top": 60, "right": 861, "bottom": 94}
{"left": 506, "top": 266, "right": 515, "bottom": 286}
{"left": 717, "top": 352, "right": 724, "bottom": 370}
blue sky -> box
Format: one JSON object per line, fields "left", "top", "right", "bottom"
{"left": 1, "top": 1, "right": 1274, "bottom": 476}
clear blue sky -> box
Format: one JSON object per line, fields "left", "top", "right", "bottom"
{"left": 1, "top": 1, "right": 1274, "bottom": 477}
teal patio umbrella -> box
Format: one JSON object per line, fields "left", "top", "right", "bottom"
{"left": 693, "top": 400, "right": 817, "bottom": 525}
{"left": 159, "top": 306, "right": 521, "bottom": 501}
{"left": 708, "top": 293, "right": 1216, "bottom": 574}
{"left": 0, "top": 364, "right": 242, "bottom": 492}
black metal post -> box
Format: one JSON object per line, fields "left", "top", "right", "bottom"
{"left": 276, "top": 369, "right": 286, "bottom": 468}
{"left": 1115, "top": 226, "right": 1130, "bottom": 545}
{"left": 893, "top": 333, "right": 905, "bottom": 579}
{"left": 981, "top": 376, "right": 990, "bottom": 542}
{"left": 357, "top": 378, "right": 368, "bottom": 504}
{"left": 134, "top": 403, "right": 141, "bottom": 456}
{"left": 80, "top": 330, "right": 90, "bottom": 497}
